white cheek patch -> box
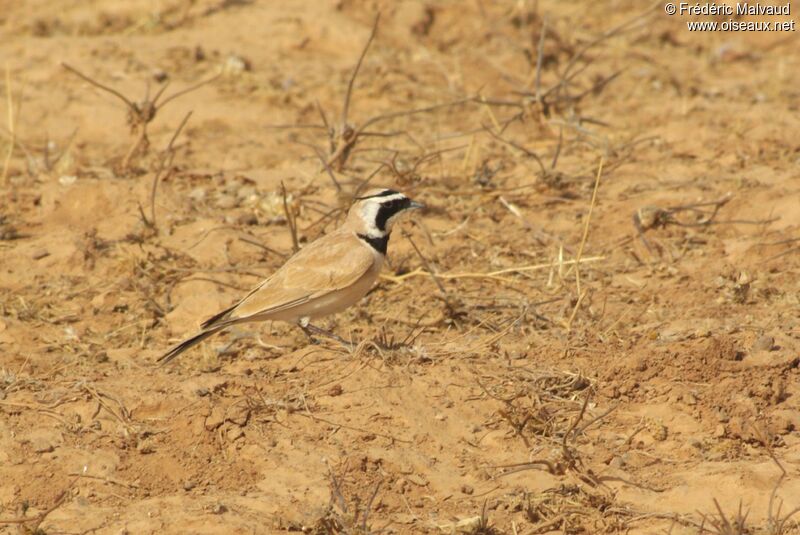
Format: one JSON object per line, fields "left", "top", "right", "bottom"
{"left": 360, "top": 202, "right": 384, "bottom": 238}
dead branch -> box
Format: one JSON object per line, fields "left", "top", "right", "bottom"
{"left": 146, "top": 110, "right": 192, "bottom": 229}
{"left": 62, "top": 63, "right": 217, "bottom": 171}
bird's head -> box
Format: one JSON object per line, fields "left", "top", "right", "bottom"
{"left": 348, "top": 188, "right": 424, "bottom": 238}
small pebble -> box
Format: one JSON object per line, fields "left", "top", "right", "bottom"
{"left": 205, "top": 407, "right": 225, "bottom": 430}
{"left": 650, "top": 423, "right": 668, "bottom": 441}
{"left": 223, "top": 55, "right": 250, "bottom": 76}
{"left": 225, "top": 404, "right": 250, "bottom": 426}
{"left": 31, "top": 248, "right": 50, "bottom": 260}
{"left": 236, "top": 185, "right": 257, "bottom": 200}
{"left": 751, "top": 335, "right": 775, "bottom": 352}
{"left": 189, "top": 187, "right": 207, "bottom": 201}
{"left": 461, "top": 484, "right": 474, "bottom": 495}
{"left": 237, "top": 212, "right": 258, "bottom": 225}
{"left": 152, "top": 69, "right": 168, "bottom": 83}
{"left": 32, "top": 438, "right": 54, "bottom": 453}
{"left": 215, "top": 194, "right": 238, "bottom": 209}
{"left": 406, "top": 474, "right": 428, "bottom": 487}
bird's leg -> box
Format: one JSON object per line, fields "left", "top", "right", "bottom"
{"left": 297, "top": 317, "right": 350, "bottom": 346}
{"left": 298, "top": 325, "right": 320, "bottom": 344}
{"left": 297, "top": 317, "right": 319, "bottom": 344}
{"left": 304, "top": 323, "right": 350, "bottom": 345}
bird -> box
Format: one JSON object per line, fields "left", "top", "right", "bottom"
{"left": 158, "top": 188, "right": 423, "bottom": 364}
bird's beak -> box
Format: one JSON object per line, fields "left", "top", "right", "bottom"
{"left": 408, "top": 200, "right": 425, "bottom": 210}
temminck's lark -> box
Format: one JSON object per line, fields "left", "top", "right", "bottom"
{"left": 158, "top": 188, "right": 423, "bottom": 363}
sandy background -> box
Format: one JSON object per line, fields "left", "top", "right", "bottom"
{"left": 2, "top": 0, "right": 800, "bottom": 533}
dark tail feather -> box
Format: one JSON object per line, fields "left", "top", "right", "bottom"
{"left": 158, "top": 327, "right": 224, "bottom": 365}
{"left": 201, "top": 303, "right": 237, "bottom": 330}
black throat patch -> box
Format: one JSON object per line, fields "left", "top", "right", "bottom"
{"left": 358, "top": 233, "right": 389, "bottom": 254}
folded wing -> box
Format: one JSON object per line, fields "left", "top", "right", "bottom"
{"left": 203, "top": 231, "right": 375, "bottom": 328}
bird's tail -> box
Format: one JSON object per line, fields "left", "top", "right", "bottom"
{"left": 158, "top": 326, "right": 225, "bottom": 365}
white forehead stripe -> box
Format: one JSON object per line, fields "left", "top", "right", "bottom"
{"left": 376, "top": 193, "right": 407, "bottom": 204}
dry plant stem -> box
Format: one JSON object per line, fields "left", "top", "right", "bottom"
{"left": 156, "top": 71, "right": 221, "bottom": 108}
{"left": 62, "top": 63, "right": 217, "bottom": 170}
{"left": 381, "top": 255, "right": 605, "bottom": 283}
{"left": 67, "top": 472, "right": 139, "bottom": 489}
{"left": 148, "top": 110, "right": 192, "bottom": 228}
{"left": 361, "top": 480, "right": 382, "bottom": 531}
{"left": 403, "top": 231, "right": 453, "bottom": 308}
{"left": 573, "top": 158, "right": 604, "bottom": 297}
{"left": 563, "top": 392, "right": 591, "bottom": 450}
{"left": 238, "top": 236, "right": 288, "bottom": 258}
{"left": 327, "top": 98, "right": 473, "bottom": 171}
{"left": 281, "top": 181, "right": 300, "bottom": 253}
{"left": 325, "top": 12, "right": 380, "bottom": 171}
{"left": 297, "top": 400, "right": 410, "bottom": 444}
{"left": 483, "top": 124, "right": 547, "bottom": 175}
{"left": 544, "top": 4, "right": 657, "bottom": 104}
{"left": 2, "top": 62, "right": 14, "bottom": 185}
{"left": 533, "top": 18, "right": 547, "bottom": 99}
{"left": 61, "top": 63, "right": 135, "bottom": 108}
{"left": 752, "top": 423, "right": 800, "bottom": 533}
{"left": 551, "top": 126, "right": 563, "bottom": 169}
{"left": 0, "top": 480, "right": 74, "bottom": 528}
{"left": 302, "top": 141, "right": 341, "bottom": 191}
{"left": 341, "top": 13, "right": 380, "bottom": 129}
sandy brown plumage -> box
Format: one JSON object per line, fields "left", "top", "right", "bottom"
{"left": 158, "top": 188, "right": 421, "bottom": 364}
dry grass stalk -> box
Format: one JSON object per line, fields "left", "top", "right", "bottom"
{"left": 381, "top": 255, "right": 605, "bottom": 285}
{"left": 281, "top": 181, "right": 300, "bottom": 253}
{"left": 573, "top": 157, "right": 604, "bottom": 296}
{"left": 564, "top": 157, "right": 603, "bottom": 332}
{"left": 144, "top": 110, "right": 192, "bottom": 229}
{"left": 0, "top": 479, "right": 75, "bottom": 531}
{"left": 2, "top": 62, "right": 15, "bottom": 185}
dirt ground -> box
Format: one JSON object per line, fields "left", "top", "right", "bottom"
{"left": 2, "top": 1, "right": 800, "bottom": 533}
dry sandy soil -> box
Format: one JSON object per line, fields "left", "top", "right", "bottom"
{"left": 2, "top": 1, "right": 800, "bottom": 533}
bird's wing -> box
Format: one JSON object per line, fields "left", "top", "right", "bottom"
{"left": 215, "top": 231, "right": 376, "bottom": 324}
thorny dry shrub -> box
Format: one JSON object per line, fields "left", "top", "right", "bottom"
{"left": 310, "top": 460, "right": 385, "bottom": 535}
{"left": 479, "top": 367, "right": 592, "bottom": 448}
{"left": 469, "top": 365, "right": 633, "bottom": 533}
{"left": 523, "top": 484, "right": 617, "bottom": 534}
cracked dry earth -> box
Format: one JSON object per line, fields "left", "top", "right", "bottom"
{"left": 1, "top": 1, "right": 800, "bottom": 534}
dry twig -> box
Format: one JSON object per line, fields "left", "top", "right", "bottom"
{"left": 144, "top": 110, "right": 192, "bottom": 229}
{"left": 62, "top": 63, "right": 217, "bottom": 170}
